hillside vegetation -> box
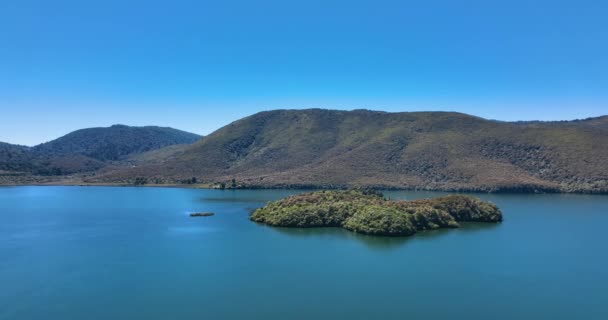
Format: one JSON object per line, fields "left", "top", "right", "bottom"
{"left": 0, "top": 142, "right": 34, "bottom": 172}
{"left": 251, "top": 190, "right": 502, "bottom": 237}
{"left": 0, "top": 125, "right": 201, "bottom": 176}
{"left": 32, "top": 124, "right": 201, "bottom": 161}
{"left": 94, "top": 109, "right": 608, "bottom": 193}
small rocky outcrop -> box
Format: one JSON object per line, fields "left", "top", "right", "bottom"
{"left": 190, "top": 212, "right": 215, "bottom": 217}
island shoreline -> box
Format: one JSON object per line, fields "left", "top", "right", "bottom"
{"left": 250, "top": 190, "right": 503, "bottom": 237}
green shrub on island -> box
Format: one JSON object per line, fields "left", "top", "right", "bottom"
{"left": 418, "top": 195, "right": 503, "bottom": 222}
{"left": 343, "top": 206, "right": 417, "bottom": 236}
{"left": 250, "top": 190, "right": 502, "bottom": 237}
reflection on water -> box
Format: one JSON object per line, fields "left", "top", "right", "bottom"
{"left": 269, "top": 226, "right": 409, "bottom": 249}
{"left": 458, "top": 221, "right": 502, "bottom": 232}
{"left": 199, "top": 197, "right": 270, "bottom": 203}
{"left": 267, "top": 221, "right": 502, "bottom": 249}
{"left": 198, "top": 189, "right": 318, "bottom": 204}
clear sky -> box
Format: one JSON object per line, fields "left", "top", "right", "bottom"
{"left": 1, "top": 0, "right": 607, "bottom": 146}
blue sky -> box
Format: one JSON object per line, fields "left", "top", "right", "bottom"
{"left": 1, "top": 0, "right": 607, "bottom": 145}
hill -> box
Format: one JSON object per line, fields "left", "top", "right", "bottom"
{"left": 0, "top": 125, "right": 201, "bottom": 176}
{"left": 93, "top": 109, "right": 608, "bottom": 193}
{"left": 573, "top": 116, "right": 608, "bottom": 129}
{"left": 32, "top": 124, "right": 201, "bottom": 161}
{"left": 0, "top": 142, "right": 34, "bottom": 172}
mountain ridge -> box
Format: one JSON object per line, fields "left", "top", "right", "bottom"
{"left": 89, "top": 109, "right": 608, "bottom": 193}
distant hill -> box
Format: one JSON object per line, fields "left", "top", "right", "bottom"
{"left": 0, "top": 142, "right": 34, "bottom": 172}
{"left": 33, "top": 124, "right": 201, "bottom": 161}
{"left": 94, "top": 109, "right": 608, "bottom": 193}
{"left": 0, "top": 125, "right": 201, "bottom": 175}
{"left": 513, "top": 115, "right": 608, "bottom": 129}
{"left": 572, "top": 116, "right": 608, "bottom": 129}
{"left": 124, "top": 143, "right": 192, "bottom": 166}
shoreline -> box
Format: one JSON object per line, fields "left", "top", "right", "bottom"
{"left": 1, "top": 181, "right": 607, "bottom": 195}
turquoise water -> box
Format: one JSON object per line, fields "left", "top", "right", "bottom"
{"left": 1, "top": 187, "right": 607, "bottom": 319}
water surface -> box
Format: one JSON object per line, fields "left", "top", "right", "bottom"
{"left": 1, "top": 187, "right": 607, "bottom": 319}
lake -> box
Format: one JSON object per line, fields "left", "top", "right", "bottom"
{"left": 1, "top": 187, "right": 607, "bottom": 319}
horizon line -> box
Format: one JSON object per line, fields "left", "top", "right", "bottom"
{"left": 2, "top": 108, "right": 607, "bottom": 147}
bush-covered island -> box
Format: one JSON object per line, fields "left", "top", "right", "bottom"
{"left": 251, "top": 190, "right": 502, "bottom": 237}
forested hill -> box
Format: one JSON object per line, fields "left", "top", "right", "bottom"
{"left": 0, "top": 142, "right": 32, "bottom": 173}
{"left": 32, "top": 124, "right": 201, "bottom": 161}
{"left": 0, "top": 125, "right": 201, "bottom": 175}
{"left": 93, "top": 109, "right": 608, "bottom": 193}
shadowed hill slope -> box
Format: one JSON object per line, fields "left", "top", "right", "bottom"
{"left": 33, "top": 124, "right": 201, "bottom": 161}
{"left": 0, "top": 142, "right": 34, "bottom": 172}
{"left": 94, "top": 109, "right": 608, "bottom": 193}
{"left": 0, "top": 125, "right": 201, "bottom": 175}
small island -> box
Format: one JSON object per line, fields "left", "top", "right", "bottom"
{"left": 190, "top": 212, "right": 215, "bottom": 217}
{"left": 251, "top": 190, "right": 502, "bottom": 237}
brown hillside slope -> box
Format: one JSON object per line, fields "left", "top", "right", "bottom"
{"left": 92, "top": 109, "right": 608, "bottom": 193}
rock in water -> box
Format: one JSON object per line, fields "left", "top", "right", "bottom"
{"left": 190, "top": 212, "right": 215, "bottom": 217}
